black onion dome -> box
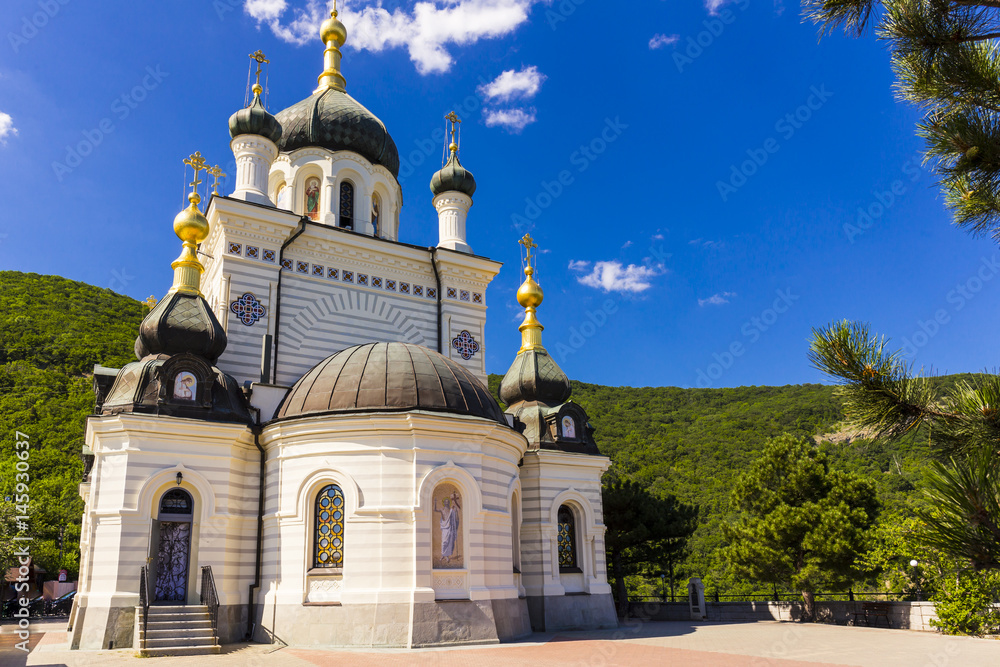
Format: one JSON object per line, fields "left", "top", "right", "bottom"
{"left": 229, "top": 88, "right": 282, "bottom": 144}
{"left": 276, "top": 342, "right": 505, "bottom": 424}
{"left": 274, "top": 88, "right": 400, "bottom": 177}
{"left": 430, "top": 151, "right": 476, "bottom": 198}
{"left": 135, "top": 291, "right": 227, "bottom": 364}
{"left": 499, "top": 348, "right": 571, "bottom": 407}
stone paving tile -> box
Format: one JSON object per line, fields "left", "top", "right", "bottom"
{"left": 5, "top": 620, "right": 1000, "bottom": 667}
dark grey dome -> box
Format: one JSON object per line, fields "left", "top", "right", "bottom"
{"left": 229, "top": 87, "right": 282, "bottom": 144}
{"left": 276, "top": 342, "right": 505, "bottom": 424}
{"left": 274, "top": 89, "right": 399, "bottom": 177}
{"left": 430, "top": 151, "right": 476, "bottom": 197}
{"left": 499, "top": 348, "right": 571, "bottom": 407}
{"left": 135, "top": 291, "right": 227, "bottom": 364}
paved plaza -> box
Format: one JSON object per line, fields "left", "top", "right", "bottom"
{"left": 2, "top": 619, "right": 998, "bottom": 667}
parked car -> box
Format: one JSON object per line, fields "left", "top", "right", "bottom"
{"left": 46, "top": 590, "right": 75, "bottom": 616}
{"left": 27, "top": 594, "right": 47, "bottom": 617}
{"left": 2, "top": 594, "right": 43, "bottom": 618}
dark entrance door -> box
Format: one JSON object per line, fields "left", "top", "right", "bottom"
{"left": 154, "top": 521, "right": 191, "bottom": 602}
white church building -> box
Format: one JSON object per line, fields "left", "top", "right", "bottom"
{"left": 69, "top": 9, "right": 617, "bottom": 654}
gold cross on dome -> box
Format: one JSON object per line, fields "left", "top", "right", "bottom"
{"left": 207, "top": 165, "right": 226, "bottom": 195}
{"left": 143, "top": 295, "right": 158, "bottom": 310}
{"left": 445, "top": 111, "right": 461, "bottom": 147}
{"left": 249, "top": 50, "right": 269, "bottom": 85}
{"left": 183, "top": 151, "right": 207, "bottom": 194}
{"left": 519, "top": 233, "right": 538, "bottom": 267}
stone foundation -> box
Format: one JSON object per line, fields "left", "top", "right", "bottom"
{"left": 70, "top": 603, "right": 135, "bottom": 650}
{"left": 526, "top": 593, "right": 618, "bottom": 632}
{"left": 254, "top": 598, "right": 532, "bottom": 647}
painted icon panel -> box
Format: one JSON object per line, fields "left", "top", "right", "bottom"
{"left": 432, "top": 483, "right": 463, "bottom": 569}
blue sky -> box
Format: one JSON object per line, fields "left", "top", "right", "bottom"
{"left": 2, "top": 0, "right": 999, "bottom": 389}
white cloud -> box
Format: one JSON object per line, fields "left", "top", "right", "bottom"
{"left": 648, "top": 33, "right": 679, "bottom": 50}
{"left": 484, "top": 108, "right": 536, "bottom": 133}
{"left": 652, "top": 233, "right": 665, "bottom": 240}
{"left": 577, "top": 261, "right": 662, "bottom": 294}
{"left": 705, "top": 0, "right": 731, "bottom": 14}
{"left": 246, "top": 0, "right": 537, "bottom": 75}
{"left": 621, "top": 240, "right": 633, "bottom": 249}
{"left": 568, "top": 259, "right": 590, "bottom": 272}
{"left": 698, "top": 291, "right": 736, "bottom": 307}
{"left": 479, "top": 66, "right": 545, "bottom": 102}
{"left": 0, "top": 112, "right": 17, "bottom": 145}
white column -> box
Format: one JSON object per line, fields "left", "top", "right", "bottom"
{"left": 434, "top": 192, "right": 473, "bottom": 254}
{"left": 229, "top": 136, "right": 278, "bottom": 206}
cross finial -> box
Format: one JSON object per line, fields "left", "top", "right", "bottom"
{"left": 143, "top": 295, "right": 158, "bottom": 310}
{"left": 519, "top": 233, "right": 538, "bottom": 268}
{"left": 207, "top": 165, "right": 226, "bottom": 195}
{"left": 445, "top": 111, "right": 461, "bottom": 152}
{"left": 249, "top": 50, "right": 269, "bottom": 86}
{"left": 332, "top": 0, "right": 338, "bottom": 17}
{"left": 183, "top": 151, "right": 207, "bottom": 198}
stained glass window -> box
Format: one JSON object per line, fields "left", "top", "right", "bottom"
{"left": 339, "top": 181, "right": 354, "bottom": 230}
{"left": 371, "top": 193, "right": 381, "bottom": 238}
{"left": 557, "top": 505, "right": 577, "bottom": 569}
{"left": 314, "top": 484, "right": 345, "bottom": 568}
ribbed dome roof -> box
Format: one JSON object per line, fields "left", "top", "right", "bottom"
{"left": 135, "top": 291, "right": 227, "bottom": 364}
{"left": 499, "top": 348, "right": 571, "bottom": 407}
{"left": 274, "top": 88, "right": 400, "bottom": 177}
{"left": 229, "top": 86, "right": 282, "bottom": 144}
{"left": 276, "top": 342, "right": 505, "bottom": 424}
{"left": 430, "top": 151, "right": 476, "bottom": 197}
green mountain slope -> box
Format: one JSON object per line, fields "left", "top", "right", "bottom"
{"left": 0, "top": 271, "right": 932, "bottom": 591}
{"left": 0, "top": 272, "right": 146, "bottom": 576}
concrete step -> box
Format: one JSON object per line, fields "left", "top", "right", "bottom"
{"left": 146, "top": 619, "right": 214, "bottom": 631}
{"left": 145, "top": 627, "right": 216, "bottom": 640}
{"left": 143, "top": 645, "right": 222, "bottom": 656}
{"left": 144, "top": 636, "right": 218, "bottom": 649}
{"left": 145, "top": 611, "right": 212, "bottom": 622}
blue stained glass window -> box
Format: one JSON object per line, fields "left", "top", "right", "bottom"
{"left": 557, "top": 505, "right": 577, "bottom": 569}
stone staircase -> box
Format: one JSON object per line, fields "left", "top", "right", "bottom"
{"left": 139, "top": 604, "right": 221, "bottom": 656}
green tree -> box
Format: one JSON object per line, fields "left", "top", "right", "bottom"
{"left": 932, "top": 569, "right": 1000, "bottom": 636}
{"left": 810, "top": 320, "right": 1000, "bottom": 570}
{"left": 602, "top": 479, "right": 697, "bottom": 615}
{"left": 805, "top": 0, "right": 1000, "bottom": 236}
{"left": 722, "top": 434, "right": 880, "bottom": 621}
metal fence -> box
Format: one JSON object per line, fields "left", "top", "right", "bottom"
{"left": 629, "top": 590, "right": 922, "bottom": 603}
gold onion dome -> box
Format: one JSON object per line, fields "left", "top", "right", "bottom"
{"left": 172, "top": 192, "right": 210, "bottom": 246}
{"left": 516, "top": 266, "right": 543, "bottom": 309}
{"left": 320, "top": 9, "right": 347, "bottom": 45}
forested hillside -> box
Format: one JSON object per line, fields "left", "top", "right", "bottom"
{"left": 0, "top": 271, "right": 935, "bottom": 592}
{"left": 0, "top": 272, "right": 146, "bottom": 575}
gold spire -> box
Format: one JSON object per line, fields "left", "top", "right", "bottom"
{"left": 170, "top": 152, "right": 211, "bottom": 296}
{"left": 316, "top": 2, "right": 347, "bottom": 92}
{"left": 445, "top": 111, "right": 461, "bottom": 155}
{"left": 516, "top": 233, "right": 545, "bottom": 352}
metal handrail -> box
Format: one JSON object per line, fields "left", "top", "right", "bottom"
{"left": 139, "top": 566, "right": 151, "bottom": 650}
{"left": 200, "top": 566, "right": 219, "bottom": 643}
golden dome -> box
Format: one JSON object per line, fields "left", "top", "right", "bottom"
{"left": 320, "top": 10, "right": 347, "bottom": 46}
{"left": 173, "top": 194, "right": 210, "bottom": 244}
{"left": 516, "top": 267, "right": 544, "bottom": 309}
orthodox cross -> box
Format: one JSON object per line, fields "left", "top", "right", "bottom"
{"left": 183, "top": 151, "right": 207, "bottom": 197}
{"left": 445, "top": 111, "right": 461, "bottom": 150}
{"left": 519, "top": 233, "right": 538, "bottom": 270}
{"left": 207, "top": 165, "right": 226, "bottom": 195}
{"left": 249, "top": 50, "right": 269, "bottom": 86}
{"left": 143, "top": 295, "right": 158, "bottom": 310}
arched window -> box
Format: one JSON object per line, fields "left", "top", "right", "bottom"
{"left": 339, "top": 181, "right": 355, "bottom": 230}
{"left": 314, "top": 484, "right": 345, "bottom": 568}
{"left": 305, "top": 177, "right": 321, "bottom": 221}
{"left": 557, "top": 505, "right": 577, "bottom": 570}
{"left": 371, "top": 193, "right": 381, "bottom": 238}
{"left": 159, "top": 489, "right": 193, "bottom": 516}
{"left": 276, "top": 182, "right": 290, "bottom": 210}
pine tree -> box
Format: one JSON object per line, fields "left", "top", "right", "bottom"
{"left": 810, "top": 320, "right": 1000, "bottom": 570}
{"left": 721, "top": 434, "right": 880, "bottom": 621}
{"left": 805, "top": 0, "right": 1000, "bottom": 238}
